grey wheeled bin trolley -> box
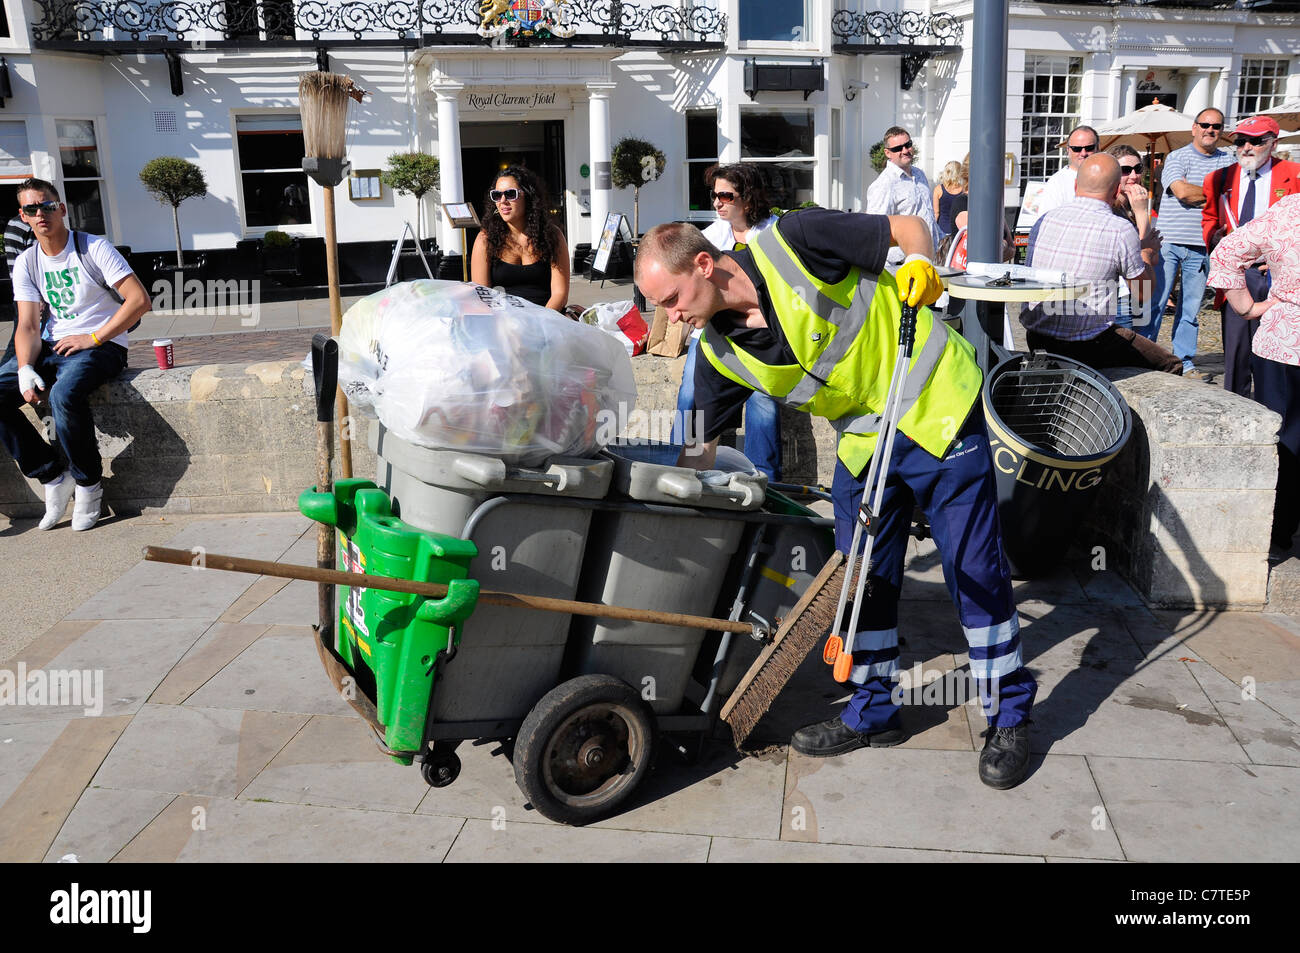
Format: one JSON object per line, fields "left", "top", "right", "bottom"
{"left": 370, "top": 421, "right": 614, "bottom": 725}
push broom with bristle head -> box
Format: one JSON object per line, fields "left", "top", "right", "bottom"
{"left": 299, "top": 70, "right": 366, "bottom": 480}
{"left": 721, "top": 299, "right": 920, "bottom": 749}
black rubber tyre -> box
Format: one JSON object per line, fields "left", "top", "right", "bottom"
{"left": 421, "top": 751, "right": 461, "bottom": 788}
{"left": 513, "top": 674, "right": 657, "bottom": 826}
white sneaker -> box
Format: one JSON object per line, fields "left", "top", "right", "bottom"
{"left": 38, "top": 473, "right": 75, "bottom": 530}
{"left": 71, "top": 482, "right": 103, "bottom": 532}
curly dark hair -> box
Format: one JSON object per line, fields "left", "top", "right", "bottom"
{"left": 482, "top": 165, "right": 560, "bottom": 266}
{"left": 704, "top": 163, "right": 772, "bottom": 228}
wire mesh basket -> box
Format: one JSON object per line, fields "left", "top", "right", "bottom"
{"left": 987, "top": 353, "right": 1128, "bottom": 460}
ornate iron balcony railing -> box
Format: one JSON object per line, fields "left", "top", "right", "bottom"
{"left": 31, "top": 0, "right": 727, "bottom": 47}
{"left": 830, "top": 10, "right": 963, "bottom": 47}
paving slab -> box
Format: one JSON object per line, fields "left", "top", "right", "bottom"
{"left": 892, "top": 652, "right": 981, "bottom": 751}
{"left": 0, "top": 618, "right": 211, "bottom": 725}
{"left": 113, "top": 795, "right": 465, "bottom": 862}
{"left": 1163, "top": 609, "right": 1300, "bottom": 687}
{"left": 1016, "top": 603, "right": 1146, "bottom": 672}
{"left": 44, "top": 787, "right": 176, "bottom": 863}
{"left": 444, "top": 817, "right": 710, "bottom": 863}
{"left": 414, "top": 737, "right": 534, "bottom": 822}
{"left": 0, "top": 715, "right": 133, "bottom": 862}
{"left": 1089, "top": 757, "right": 1300, "bottom": 863}
{"left": 706, "top": 836, "right": 1045, "bottom": 862}
{"left": 1184, "top": 661, "right": 1300, "bottom": 767}
{"left": 588, "top": 744, "right": 787, "bottom": 840}
{"left": 183, "top": 626, "right": 355, "bottom": 716}
{"left": 241, "top": 579, "right": 317, "bottom": 627}
{"left": 1025, "top": 656, "right": 1245, "bottom": 762}
{"left": 1070, "top": 561, "right": 1147, "bottom": 608}
{"left": 148, "top": 622, "right": 271, "bottom": 705}
{"left": 1012, "top": 566, "right": 1091, "bottom": 607}
{"left": 239, "top": 714, "right": 431, "bottom": 813}
{"left": 1114, "top": 606, "right": 1208, "bottom": 661}
{"left": 1251, "top": 678, "right": 1300, "bottom": 726}
{"left": 0, "top": 719, "right": 75, "bottom": 807}
{"left": 782, "top": 748, "right": 1124, "bottom": 859}
{"left": 3, "top": 619, "right": 98, "bottom": 670}
{"left": 217, "top": 576, "right": 292, "bottom": 624}
{"left": 91, "top": 704, "right": 308, "bottom": 798}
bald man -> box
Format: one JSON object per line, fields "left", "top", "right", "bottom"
{"left": 1021, "top": 154, "right": 1182, "bottom": 374}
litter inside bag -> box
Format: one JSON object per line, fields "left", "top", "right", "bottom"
{"left": 337, "top": 280, "right": 638, "bottom": 465}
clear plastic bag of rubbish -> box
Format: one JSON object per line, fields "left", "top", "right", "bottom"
{"left": 337, "top": 280, "right": 638, "bottom": 465}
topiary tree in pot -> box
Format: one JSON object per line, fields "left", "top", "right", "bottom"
{"left": 381, "top": 152, "right": 441, "bottom": 244}
{"left": 139, "top": 156, "right": 208, "bottom": 267}
{"left": 611, "top": 136, "right": 666, "bottom": 238}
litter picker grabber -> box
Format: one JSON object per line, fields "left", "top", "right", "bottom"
{"left": 720, "top": 294, "right": 924, "bottom": 747}
{"left": 824, "top": 299, "right": 921, "bottom": 682}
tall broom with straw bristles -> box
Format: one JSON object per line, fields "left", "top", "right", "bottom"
{"left": 299, "top": 70, "right": 366, "bottom": 479}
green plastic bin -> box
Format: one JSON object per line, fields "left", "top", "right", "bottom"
{"left": 299, "top": 478, "right": 480, "bottom": 763}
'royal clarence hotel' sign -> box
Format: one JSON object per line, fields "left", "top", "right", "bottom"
{"left": 464, "top": 88, "right": 569, "bottom": 112}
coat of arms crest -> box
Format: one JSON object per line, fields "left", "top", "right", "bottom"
{"left": 478, "top": 0, "right": 575, "bottom": 40}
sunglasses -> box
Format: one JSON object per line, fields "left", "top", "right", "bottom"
{"left": 20, "top": 200, "right": 60, "bottom": 216}
{"left": 1234, "top": 135, "right": 1274, "bottom": 148}
{"left": 1119, "top": 163, "right": 1143, "bottom": 175}
{"left": 1067, "top": 143, "right": 1098, "bottom": 153}
{"left": 489, "top": 188, "right": 522, "bottom": 203}
{"left": 710, "top": 190, "right": 738, "bottom": 203}
{"left": 885, "top": 140, "right": 914, "bottom": 153}
{"left": 1195, "top": 122, "right": 1224, "bottom": 131}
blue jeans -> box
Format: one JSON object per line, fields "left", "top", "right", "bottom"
{"left": 671, "top": 334, "right": 782, "bottom": 481}
{"left": 1142, "top": 242, "right": 1209, "bottom": 371}
{"left": 0, "top": 342, "right": 127, "bottom": 486}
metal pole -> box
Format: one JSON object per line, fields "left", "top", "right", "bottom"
{"left": 969, "top": 0, "right": 1010, "bottom": 372}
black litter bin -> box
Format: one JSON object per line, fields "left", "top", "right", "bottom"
{"left": 982, "top": 352, "right": 1132, "bottom": 577}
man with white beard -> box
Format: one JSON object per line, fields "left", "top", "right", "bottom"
{"left": 1203, "top": 115, "right": 1300, "bottom": 399}
{"left": 1140, "top": 108, "right": 1236, "bottom": 378}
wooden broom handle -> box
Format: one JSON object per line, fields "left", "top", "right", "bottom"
{"left": 143, "top": 546, "right": 759, "bottom": 636}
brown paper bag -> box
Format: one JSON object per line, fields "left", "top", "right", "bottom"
{"left": 647, "top": 305, "right": 690, "bottom": 357}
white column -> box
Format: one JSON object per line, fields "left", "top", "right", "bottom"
{"left": 1108, "top": 66, "right": 1123, "bottom": 118}
{"left": 845, "top": 93, "right": 863, "bottom": 211}
{"left": 1212, "top": 67, "right": 1230, "bottom": 116}
{"left": 587, "top": 83, "right": 615, "bottom": 247}
{"left": 434, "top": 85, "right": 464, "bottom": 255}
{"left": 1121, "top": 70, "right": 1138, "bottom": 114}
{"left": 1184, "top": 70, "right": 1212, "bottom": 118}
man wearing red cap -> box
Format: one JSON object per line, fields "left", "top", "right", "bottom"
{"left": 1203, "top": 115, "right": 1300, "bottom": 397}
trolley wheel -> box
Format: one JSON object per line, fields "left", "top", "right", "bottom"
{"left": 513, "top": 674, "right": 657, "bottom": 826}
{"left": 421, "top": 750, "right": 461, "bottom": 788}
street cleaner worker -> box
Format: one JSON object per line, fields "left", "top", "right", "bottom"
{"left": 635, "top": 210, "right": 1036, "bottom": 789}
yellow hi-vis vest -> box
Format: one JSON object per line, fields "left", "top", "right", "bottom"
{"left": 698, "top": 223, "right": 983, "bottom": 476}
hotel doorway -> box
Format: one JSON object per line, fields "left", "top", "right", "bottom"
{"left": 460, "top": 119, "right": 567, "bottom": 251}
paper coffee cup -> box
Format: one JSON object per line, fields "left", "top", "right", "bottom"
{"left": 152, "top": 339, "right": 174, "bottom": 370}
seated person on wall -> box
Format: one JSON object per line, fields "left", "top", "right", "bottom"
{"left": 1021, "top": 154, "right": 1182, "bottom": 375}
{"left": 670, "top": 162, "right": 782, "bottom": 481}
{"left": 471, "top": 165, "right": 571, "bottom": 314}
{"left": 0, "top": 178, "right": 151, "bottom": 531}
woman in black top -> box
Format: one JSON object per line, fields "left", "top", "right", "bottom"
{"left": 471, "top": 165, "right": 570, "bottom": 312}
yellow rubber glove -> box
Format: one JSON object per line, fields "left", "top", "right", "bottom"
{"left": 896, "top": 255, "right": 944, "bottom": 308}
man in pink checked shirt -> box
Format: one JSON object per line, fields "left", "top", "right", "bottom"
{"left": 1207, "top": 193, "right": 1300, "bottom": 554}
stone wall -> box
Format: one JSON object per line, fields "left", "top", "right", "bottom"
{"left": 1082, "top": 368, "right": 1279, "bottom": 609}
{"left": 0, "top": 361, "right": 376, "bottom": 518}
{"left": 0, "top": 354, "right": 1279, "bottom": 610}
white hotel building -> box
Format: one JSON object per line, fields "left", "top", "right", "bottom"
{"left": 1, "top": 0, "right": 1296, "bottom": 291}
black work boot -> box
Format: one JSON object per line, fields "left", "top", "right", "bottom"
{"left": 979, "top": 722, "right": 1031, "bottom": 789}
{"left": 791, "top": 717, "right": 905, "bottom": 757}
